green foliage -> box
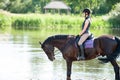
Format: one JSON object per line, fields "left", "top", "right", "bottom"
{"left": 11, "top": 13, "right": 111, "bottom": 30}
{"left": 12, "top": 14, "right": 41, "bottom": 29}
{"left": 109, "top": 14, "right": 120, "bottom": 27}
{"left": 11, "top": 14, "right": 83, "bottom": 30}
{"left": 108, "top": 3, "right": 120, "bottom": 27}
{"left": 0, "top": 0, "right": 120, "bottom": 14}
{"left": 0, "top": 0, "right": 50, "bottom": 13}
{"left": 64, "top": 0, "right": 103, "bottom": 14}
{"left": 8, "top": 0, "right": 33, "bottom": 13}
{"left": 92, "top": 16, "right": 110, "bottom": 28}
{"left": 0, "top": 10, "right": 118, "bottom": 30}
{"left": 0, "top": 11, "right": 11, "bottom": 28}
{"left": 96, "top": 0, "right": 120, "bottom": 14}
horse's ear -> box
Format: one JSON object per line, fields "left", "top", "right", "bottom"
{"left": 39, "top": 41, "right": 42, "bottom": 46}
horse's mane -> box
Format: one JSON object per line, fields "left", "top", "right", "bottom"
{"left": 43, "top": 35, "right": 69, "bottom": 45}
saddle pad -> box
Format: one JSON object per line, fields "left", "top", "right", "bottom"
{"left": 84, "top": 39, "right": 94, "bottom": 48}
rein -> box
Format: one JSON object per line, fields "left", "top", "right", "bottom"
{"left": 43, "top": 44, "right": 54, "bottom": 54}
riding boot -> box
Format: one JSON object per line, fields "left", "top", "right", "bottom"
{"left": 77, "top": 45, "right": 85, "bottom": 60}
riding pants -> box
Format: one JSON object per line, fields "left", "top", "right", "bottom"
{"left": 78, "top": 33, "right": 89, "bottom": 45}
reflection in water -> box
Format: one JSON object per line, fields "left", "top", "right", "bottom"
{"left": 30, "top": 52, "right": 54, "bottom": 80}
{"left": 0, "top": 34, "right": 31, "bottom": 80}
{"left": 0, "top": 29, "right": 120, "bottom": 80}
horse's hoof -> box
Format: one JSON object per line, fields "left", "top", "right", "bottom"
{"left": 67, "top": 77, "right": 71, "bottom": 80}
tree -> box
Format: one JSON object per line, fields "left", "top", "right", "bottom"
{"left": 0, "top": 0, "right": 120, "bottom": 14}
{"left": 0, "top": 0, "right": 10, "bottom": 9}
{"left": 64, "top": 0, "right": 104, "bottom": 14}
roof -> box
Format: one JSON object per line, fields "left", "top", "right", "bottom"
{"left": 44, "top": 1, "right": 71, "bottom": 10}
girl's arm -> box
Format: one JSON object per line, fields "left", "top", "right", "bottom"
{"left": 79, "top": 19, "right": 89, "bottom": 36}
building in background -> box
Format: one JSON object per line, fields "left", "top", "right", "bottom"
{"left": 44, "top": 1, "right": 71, "bottom": 14}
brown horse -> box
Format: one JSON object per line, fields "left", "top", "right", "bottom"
{"left": 39, "top": 35, "right": 120, "bottom": 80}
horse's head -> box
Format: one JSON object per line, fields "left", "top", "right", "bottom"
{"left": 39, "top": 35, "right": 70, "bottom": 61}
{"left": 39, "top": 42, "right": 55, "bottom": 61}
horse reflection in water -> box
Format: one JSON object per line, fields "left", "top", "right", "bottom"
{"left": 39, "top": 35, "right": 120, "bottom": 80}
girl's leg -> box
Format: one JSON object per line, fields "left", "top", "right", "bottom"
{"left": 78, "top": 33, "right": 89, "bottom": 45}
{"left": 77, "top": 33, "right": 89, "bottom": 60}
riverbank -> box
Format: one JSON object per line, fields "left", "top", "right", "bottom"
{"left": 0, "top": 10, "right": 115, "bottom": 30}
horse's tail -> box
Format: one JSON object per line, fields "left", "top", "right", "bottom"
{"left": 98, "top": 36, "right": 120, "bottom": 63}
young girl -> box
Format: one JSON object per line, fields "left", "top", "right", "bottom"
{"left": 77, "top": 8, "right": 91, "bottom": 60}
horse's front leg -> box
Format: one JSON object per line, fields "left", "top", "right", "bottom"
{"left": 66, "top": 60, "right": 72, "bottom": 80}
{"left": 110, "top": 60, "right": 120, "bottom": 80}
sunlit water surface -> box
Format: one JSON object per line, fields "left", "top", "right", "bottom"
{"left": 0, "top": 29, "right": 120, "bottom": 80}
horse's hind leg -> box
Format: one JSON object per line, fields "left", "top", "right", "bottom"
{"left": 110, "top": 60, "right": 120, "bottom": 80}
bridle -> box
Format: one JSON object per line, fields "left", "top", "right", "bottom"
{"left": 42, "top": 44, "right": 54, "bottom": 55}
{"left": 42, "top": 44, "right": 61, "bottom": 57}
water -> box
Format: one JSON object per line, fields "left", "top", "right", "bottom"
{"left": 0, "top": 29, "right": 120, "bottom": 80}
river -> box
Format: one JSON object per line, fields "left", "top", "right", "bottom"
{"left": 0, "top": 28, "right": 120, "bottom": 80}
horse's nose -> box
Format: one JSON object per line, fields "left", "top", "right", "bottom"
{"left": 51, "top": 56, "right": 55, "bottom": 61}
{"left": 53, "top": 56, "right": 55, "bottom": 60}
{"left": 49, "top": 56, "right": 55, "bottom": 61}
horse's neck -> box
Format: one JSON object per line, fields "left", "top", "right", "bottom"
{"left": 52, "top": 39, "right": 68, "bottom": 51}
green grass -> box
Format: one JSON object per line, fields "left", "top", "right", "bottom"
{"left": 11, "top": 13, "right": 84, "bottom": 30}
{"left": 0, "top": 11, "right": 11, "bottom": 29}
{"left": 0, "top": 10, "right": 116, "bottom": 30}
{"left": 11, "top": 13, "right": 111, "bottom": 30}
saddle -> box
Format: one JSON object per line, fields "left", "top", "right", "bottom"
{"left": 75, "top": 34, "right": 94, "bottom": 48}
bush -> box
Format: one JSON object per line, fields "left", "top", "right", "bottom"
{"left": 108, "top": 3, "right": 120, "bottom": 27}
{"left": 0, "top": 10, "right": 116, "bottom": 30}
{"left": 0, "top": 10, "right": 11, "bottom": 28}
{"left": 11, "top": 14, "right": 84, "bottom": 30}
